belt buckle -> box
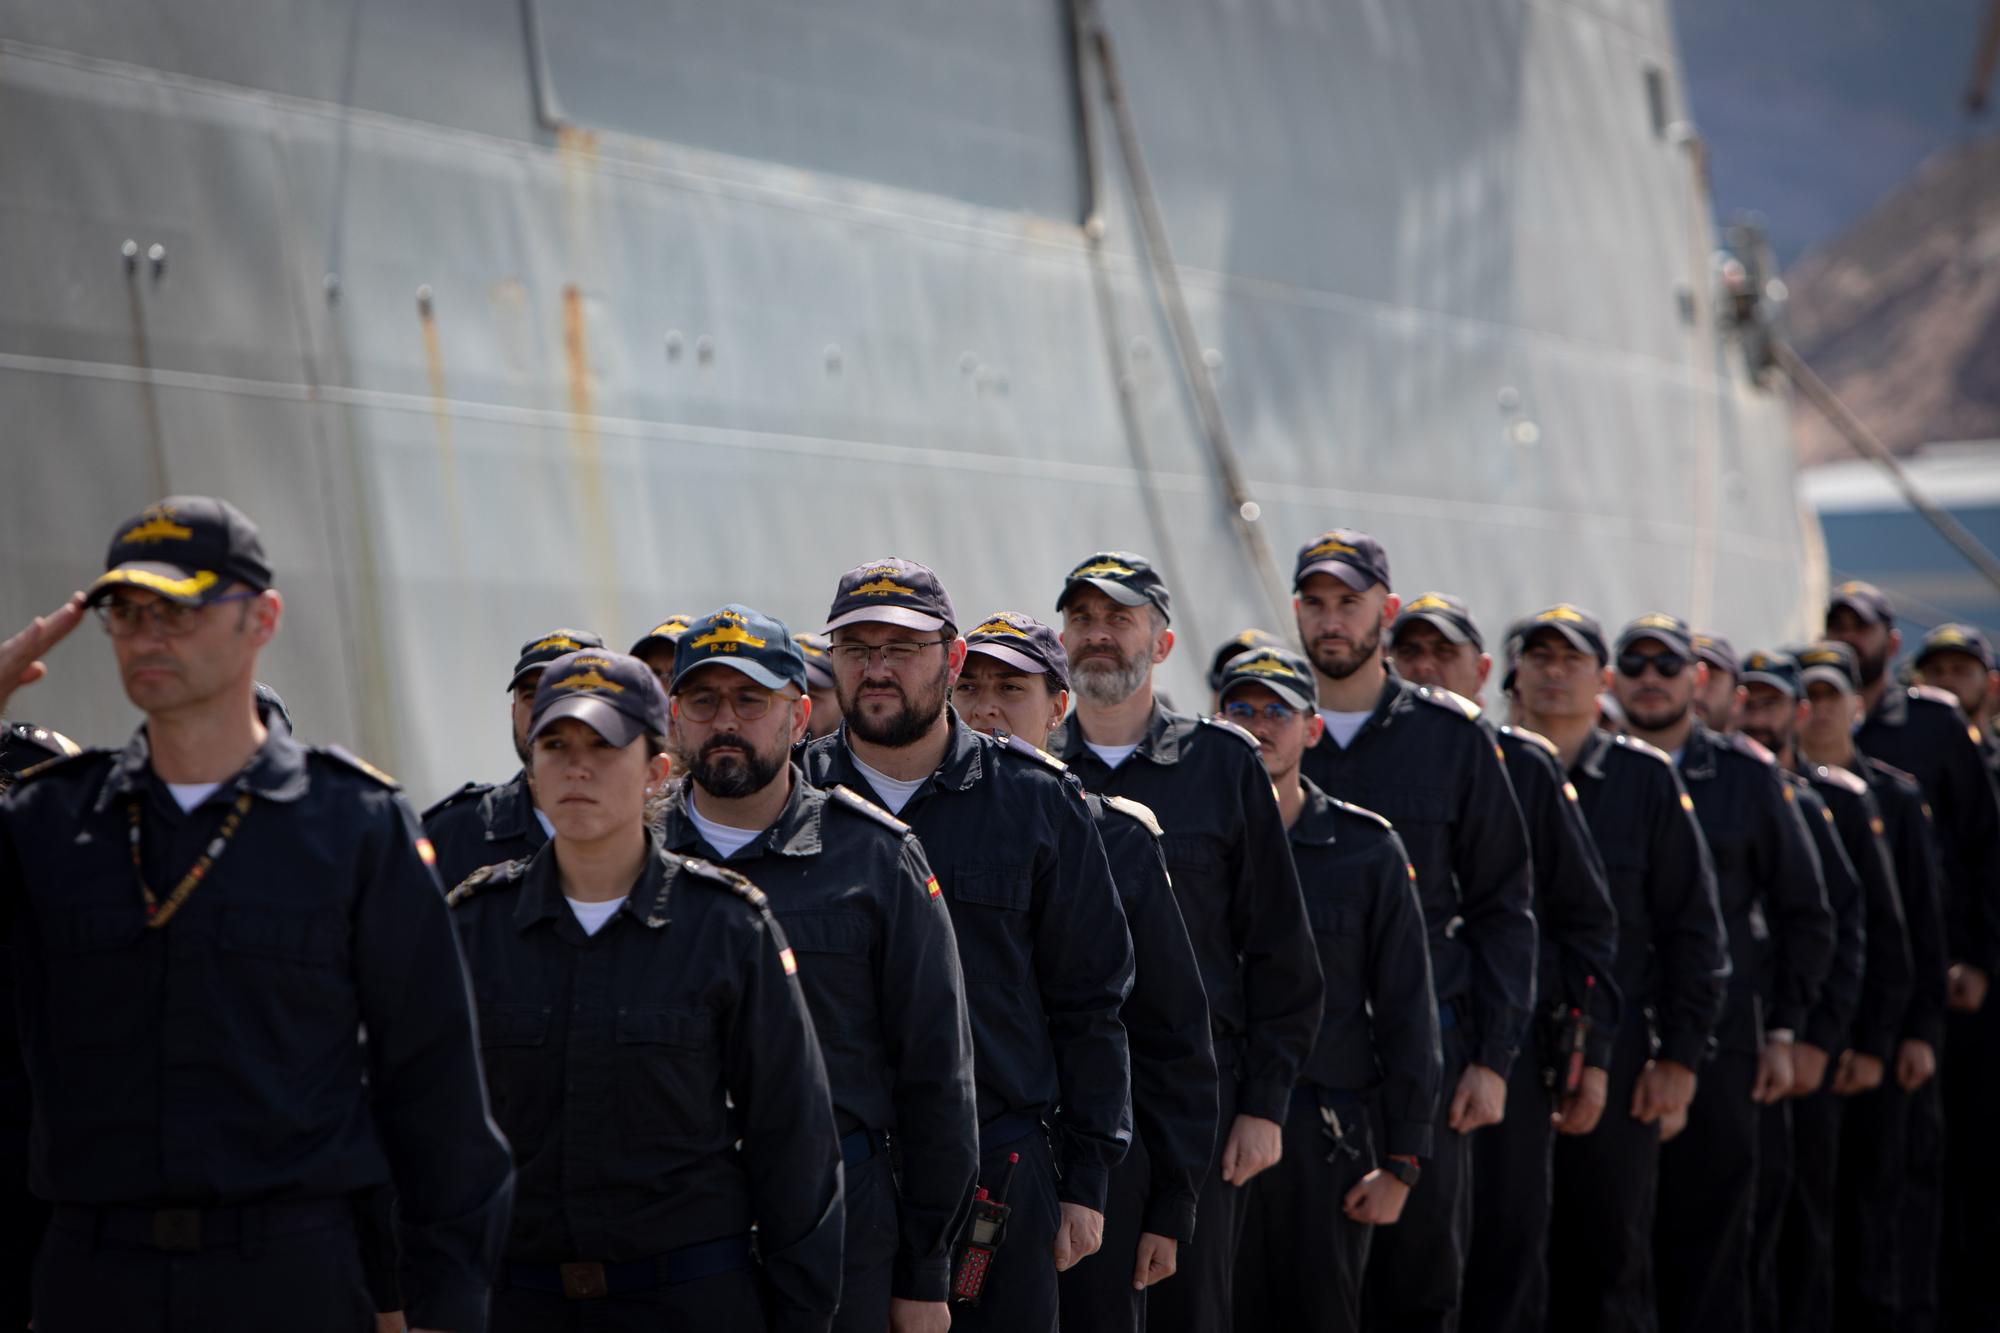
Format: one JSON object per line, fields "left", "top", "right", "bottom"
{"left": 560, "top": 1261, "right": 608, "bottom": 1300}
{"left": 152, "top": 1208, "right": 202, "bottom": 1253}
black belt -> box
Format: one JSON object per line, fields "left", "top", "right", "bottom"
{"left": 980, "top": 1111, "right": 1043, "bottom": 1155}
{"left": 842, "top": 1128, "right": 888, "bottom": 1169}
{"left": 52, "top": 1197, "right": 355, "bottom": 1254}
{"left": 504, "top": 1233, "right": 754, "bottom": 1300}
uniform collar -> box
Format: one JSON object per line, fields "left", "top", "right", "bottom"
{"left": 1055, "top": 698, "right": 1198, "bottom": 767}
{"left": 823, "top": 711, "right": 984, "bottom": 796}
{"left": 661, "top": 766, "right": 824, "bottom": 860}
{"left": 1288, "top": 777, "right": 1341, "bottom": 847}
{"left": 1677, "top": 722, "right": 1718, "bottom": 781}
{"left": 513, "top": 832, "right": 671, "bottom": 936}
{"left": 97, "top": 711, "right": 311, "bottom": 813}
{"left": 485, "top": 770, "right": 548, "bottom": 845}
{"left": 1304, "top": 669, "right": 1412, "bottom": 755}
{"left": 1574, "top": 725, "right": 1616, "bottom": 780}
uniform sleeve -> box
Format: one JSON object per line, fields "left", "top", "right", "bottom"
{"left": 1650, "top": 770, "right": 1730, "bottom": 1070}
{"left": 724, "top": 909, "right": 844, "bottom": 1332}
{"left": 1756, "top": 774, "right": 1836, "bottom": 1035}
{"left": 1031, "top": 785, "right": 1135, "bottom": 1214}
{"left": 1894, "top": 793, "right": 1951, "bottom": 1051}
{"left": 352, "top": 793, "right": 515, "bottom": 1333}
{"left": 1844, "top": 793, "right": 1912, "bottom": 1062}
{"left": 875, "top": 838, "right": 979, "bottom": 1302}
{"left": 1453, "top": 729, "right": 1538, "bottom": 1076}
{"left": 1511, "top": 746, "right": 1621, "bottom": 1068}
{"left": 1103, "top": 819, "right": 1218, "bottom": 1241}
{"left": 1796, "top": 796, "right": 1865, "bottom": 1058}
{"left": 1935, "top": 717, "right": 2000, "bottom": 973}
{"left": 1228, "top": 756, "right": 1326, "bottom": 1124}
{"left": 1365, "top": 834, "right": 1443, "bottom": 1159}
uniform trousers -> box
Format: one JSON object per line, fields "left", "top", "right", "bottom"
{"left": 1234, "top": 1085, "right": 1378, "bottom": 1333}
{"left": 1549, "top": 1011, "right": 1660, "bottom": 1333}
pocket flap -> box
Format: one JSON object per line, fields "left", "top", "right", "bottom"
{"left": 218, "top": 908, "right": 345, "bottom": 964}
{"left": 479, "top": 1002, "right": 552, "bottom": 1047}
{"left": 952, "top": 865, "right": 1032, "bottom": 912}
{"left": 615, "top": 1005, "right": 712, "bottom": 1050}
{"left": 779, "top": 910, "right": 871, "bottom": 956}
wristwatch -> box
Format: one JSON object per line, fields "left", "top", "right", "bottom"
{"left": 1383, "top": 1154, "right": 1422, "bottom": 1188}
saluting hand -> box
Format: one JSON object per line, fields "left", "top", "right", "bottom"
{"left": 0, "top": 592, "right": 85, "bottom": 717}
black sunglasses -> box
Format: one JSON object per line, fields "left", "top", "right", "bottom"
{"left": 1616, "top": 650, "right": 1687, "bottom": 679}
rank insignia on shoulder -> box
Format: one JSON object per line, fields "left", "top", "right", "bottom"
{"left": 322, "top": 745, "right": 401, "bottom": 789}
{"left": 682, "top": 855, "right": 771, "bottom": 911}
{"left": 447, "top": 860, "right": 520, "bottom": 907}
{"left": 1417, "top": 685, "right": 1482, "bottom": 720}
{"left": 1328, "top": 797, "right": 1395, "bottom": 833}
{"left": 421, "top": 780, "right": 491, "bottom": 820}
{"left": 1617, "top": 734, "right": 1673, "bottom": 765}
{"left": 1199, "top": 715, "right": 1261, "bottom": 749}
{"left": 1730, "top": 733, "right": 1776, "bottom": 764}
{"left": 1000, "top": 732, "right": 1069, "bottom": 773}
{"left": 1909, "top": 684, "right": 1959, "bottom": 710}
{"left": 1503, "top": 725, "right": 1560, "bottom": 757}
{"left": 828, "top": 783, "right": 911, "bottom": 835}
{"left": 1101, "top": 793, "right": 1163, "bottom": 837}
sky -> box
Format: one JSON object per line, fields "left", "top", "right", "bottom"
{"left": 1672, "top": 0, "right": 1993, "bottom": 266}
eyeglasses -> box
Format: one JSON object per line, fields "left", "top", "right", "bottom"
{"left": 674, "top": 687, "right": 784, "bottom": 722}
{"left": 1221, "top": 699, "right": 1300, "bottom": 722}
{"left": 1616, "top": 650, "right": 1687, "bottom": 679}
{"left": 97, "top": 591, "right": 259, "bottom": 639}
{"left": 829, "top": 640, "right": 950, "bottom": 668}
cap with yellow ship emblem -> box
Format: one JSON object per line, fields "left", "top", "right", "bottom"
{"left": 825, "top": 557, "right": 958, "bottom": 634}
{"left": 1392, "top": 590, "right": 1482, "bottom": 649}
{"left": 85, "top": 496, "right": 272, "bottom": 608}
{"left": 1215, "top": 645, "right": 1318, "bottom": 712}
{"left": 1508, "top": 603, "right": 1608, "bottom": 665}
{"left": 1291, "top": 528, "right": 1391, "bottom": 593}
{"left": 1915, "top": 622, "right": 1994, "bottom": 672}
{"left": 506, "top": 627, "right": 606, "bottom": 692}
{"left": 965, "top": 611, "right": 1070, "bottom": 689}
{"left": 670, "top": 605, "right": 808, "bottom": 694}
{"left": 1057, "top": 550, "right": 1173, "bottom": 622}
{"left": 528, "top": 650, "right": 669, "bottom": 748}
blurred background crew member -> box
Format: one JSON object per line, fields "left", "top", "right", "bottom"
{"left": 661, "top": 605, "right": 977, "bottom": 1333}
{"left": 955, "top": 610, "right": 1218, "bottom": 1333}
{"left": 450, "top": 650, "right": 843, "bottom": 1332}
{"left": 1218, "top": 647, "right": 1441, "bottom": 1333}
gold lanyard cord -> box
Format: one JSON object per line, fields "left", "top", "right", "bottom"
{"left": 128, "top": 790, "right": 254, "bottom": 929}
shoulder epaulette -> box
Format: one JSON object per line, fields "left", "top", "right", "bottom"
{"left": 6, "top": 721, "right": 83, "bottom": 759}
{"left": 446, "top": 859, "right": 524, "bottom": 907}
{"left": 1500, "top": 724, "right": 1559, "bottom": 757}
{"left": 320, "top": 744, "right": 401, "bottom": 789}
{"left": 827, "top": 783, "right": 911, "bottom": 836}
{"left": 10, "top": 747, "right": 103, "bottom": 784}
{"left": 1909, "top": 684, "right": 1960, "bottom": 710}
{"left": 1198, "top": 715, "right": 1262, "bottom": 749}
{"left": 1810, "top": 762, "right": 1869, "bottom": 796}
{"left": 1327, "top": 796, "right": 1396, "bottom": 833}
{"left": 421, "top": 780, "right": 491, "bottom": 821}
{"left": 1727, "top": 732, "right": 1776, "bottom": 765}
{"left": 679, "top": 854, "right": 772, "bottom": 912}
{"left": 1416, "top": 685, "right": 1482, "bottom": 721}
{"left": 997, "top": 732, "right": 1069, "bottom": 774}
{"left": 1101, "top": 793, "right": 1163, "bottom": 837}
{"left": 1614, "top": 734, "right": 1674, "bottom": 765}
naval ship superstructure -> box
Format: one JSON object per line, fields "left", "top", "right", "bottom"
{"left": 0, "top": 0, "right": 1813, "bottom": 799}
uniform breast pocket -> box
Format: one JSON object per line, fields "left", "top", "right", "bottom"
{"left": 1361, "top": 789, "right": 1451, "bottom": 869}
{"left": 39, "top": 904, "right": 149, "bottom": 1048}
{"left": 1306, "top": 899, "right": 1367, "bottom": 975}
{"left": 615, "top": 1005, "right": 722, "bottom": 1142}
{"left": 949, "top": 864, "right": 1034, "bottom": 985}
{"left": 1159, "top": 834, "right": 1224, "bottom": 892}
{"left": 217, "top": 907, "right": 353, "bottom": 1058}
{"left": 776, "top": 911, "right": 873, "bottom": 1034}
{"left": 477, "top": 1002, "right": 554, "bottom": 1134}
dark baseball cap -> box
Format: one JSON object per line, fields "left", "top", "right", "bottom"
{"left": 825, "top": 558, "right": 957, "bottom": 634}
{"left": 669, "top": 605, "right": 807, "bottom": 694}
{"left": 629, "top": 613, "right": 697, "bottom": 660}
{"left": 1056, "top": 552, "right": 1173, "bottom": 624}
{"left": 529, "top": 650, "right": 669, "bottom": 748}
{"left": 85, "top": 496, "right": 272, "bottom": 607}
{"left": 1293, "top": 528, "right": 1392, "bottom": 593}
{"left": 966, "top": 611, "right": 1071, "bottom": 691}
{"left": 1739, "top": 648, "right": 1802, "bottom": 698}
{"left": 1797, "top": 641, "right": 1861, "bottom": 694}
{"left": 1516, "top": 603, "right": 1609, "bottom": 663}
{"left": 1217, "top": 646, "right": 1318, "bottom": 713}
{"left": 1616, "top": 613, "right": 1696, "bottom": 661}
{"left": 1828, "top": 581, "right": 1893, "bottom": 628}
{"left": 1393, "top": 591, "right": 1483, "bottom": 649}
{"left": 1693, "top": 632, "right": 1739, "bottom": 678}
{"left": 1916, "top": 623, "right": 1995, "bottom": 672}
{"left": 507, "top": 628, "right": 606, "bottom": 692}
{"left": 1207, "top": 628, "right": 1283, "bottom": 691}
{"left": 795, "top": 632, "right": 835, "bottom": 690}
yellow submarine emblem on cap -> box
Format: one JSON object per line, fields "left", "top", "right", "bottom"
{"left": 1407, "top": 594, "right": 1452, "bottom": 613}
{"left": 1234, "top": 654, "right": 1298, "bottom": 677}
{"left": 1934, "top": 627, "right": 1968, "bottom": 644}
{"left": 1537, "top": 604, "right": 1586, "bottom": 623}
{"left": 1303, "top": 538, "right": 1359, "bottom": 559}
{"left": 1634, "top": 613, "right": 1680, "bottom": 630}
{"left": 531, "top": 635, "right": 582, "bottom": 652}
{"left": 971, "top": 617, "right": 1031, "bottom": 638}
{"left": 1072, "top": 559, "right": 1138, "bottom": 579}
{"left": 855, "top": 579, "right": 916, "bottom": 597}
{"left": 552, "top": 664, "right": 624, "bottom": 694}
{"left": 689, "top": 625, "right": 768, "bottom": 652}
{"left": 120, "top": 513, "right": 195, "bottom": 545}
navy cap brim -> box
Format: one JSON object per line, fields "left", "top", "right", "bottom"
{"left": 85, "top": 562, "right": 227, "bottom": 607}
{"left": 1916, "top": 644, "right": 1991, "bottom": 669}
{"left": 629, "top": 634, "right": 678, "bottom": 659}
{"left": 803, "top": 661, "right": 835, "bottom": 689}
{"left": 671, "top": 654, "right": 796, "bottom": 694}
{"left": 1059, "top": 576, "right": 1151, "bottom": 610}
{"left": 1219, "top": 674, "right": 1316, "bottom": 713}
{"left": 506, "top": 664, "right": 550, "bottom": 693}
{"left": 1828, "top": 594, "right": 1886, "bottom": 626}
{"left": 1616, "top": 631, "right": 1693, "bottom": 660}
{"left": 966, "top": 640, "right": 1051, "bottom": 677}
{"left": 1524, "top": 622, "right": 1604, "bottom": 661}
{"left": 1294, "top": 560, "right": 1378, "bottom": 592}
{"left": 1740, "top": 671, "right": 1797, "bottom": 698}
{"left": 529, "top": 695, "right": 647, "bottom": 748}
{"left": 1393, "top": 609, "right": 1471, "bottom": 646}
{"left": 824, "top": 605, "right": 948, "bottom": 633}
{"left": 1800, "top": 665, "right": 1855, "bottom": 694}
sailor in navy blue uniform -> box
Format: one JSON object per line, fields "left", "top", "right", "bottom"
{"left": 800, "top": 559, "right": 1134, "bottom": 1333}
{"left": 422, "top": 627, "right": 605, "bottom": 888}
{"left": 0, "top": 496, "right": 513, "bottom": 1332}
{"left": 450, "top": 649, "right": 843, "bottom": 1332}
{"left": 659, "top": 605, "right": 977, "bottom": 1333}
{"left": 1214, "top": 647, "right": 1441, "bottom": 1333}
